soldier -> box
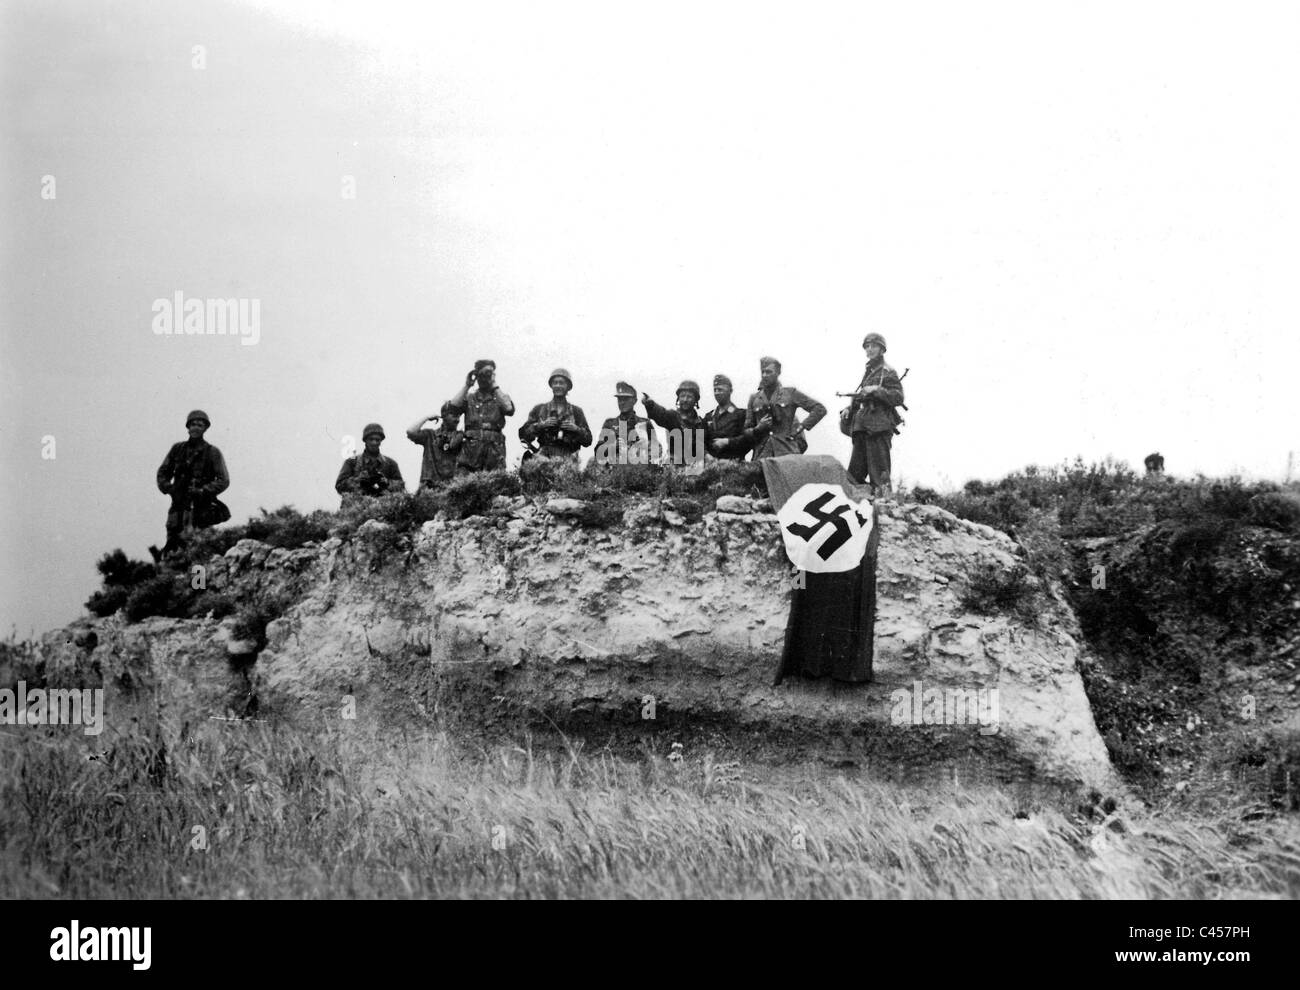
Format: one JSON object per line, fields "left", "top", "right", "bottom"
{"left": 335, "top": 423, "right": 404, "bottom": 505}
{"left": 156, "top": 409, "right": 231, "bottom": 557}
{"left": 406, "top": 404, "right": 463, "bottom": 488}
{"left": 703, "top": 374, "right": 750, "bottom": 461}
{"left": 743, "top": 357, "right": 826, "bottom": 460}
{"left": 518, "top": 368, "right": 593, "bottom": 460}
{"left": 846, "top": 333, "right": 905, "bottom": 497}
{"left": 641, "top": 380, "right": 706, "bottom": 466}
{"left": 594, "top": 382, "right": 660, "bottom": 465}
{"left": 446, "top": 359, "right": 515, "bottom": 475}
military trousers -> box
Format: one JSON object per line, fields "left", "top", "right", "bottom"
{"left": 849, "top": 431, "right": 893, "bottom": 495}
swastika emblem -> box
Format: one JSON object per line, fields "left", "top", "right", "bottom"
{"left": 776, "top": 484, "right": 874, "bottom": 573}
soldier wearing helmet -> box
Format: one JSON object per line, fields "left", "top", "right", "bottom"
{"left": 335, "top": 423, "right": 405, "bottom": 505}
{"left": 519, "top": 367, "right": 593, "bottom": 460}
{"left": 445, "top": 359, "right": 515, "bottom": 475}
{"left": 594, "top": 382, "right": 661, "bottom": 465}
{"left": 846, "top": 333, "right": 905, "bottom": 497}
{"left": 641, "top": 379, "right": 706, "bottom": 466}
{"left": 156, "top": 409, "right": 231, "bottom": 557}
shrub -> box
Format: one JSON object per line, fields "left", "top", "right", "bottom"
{"left": 123, "top": 573, "right": 192, "bottom": 623}
{"left": 960, "top": 562, "right": 1036, "bottom": 619}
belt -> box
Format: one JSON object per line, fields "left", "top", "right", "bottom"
{"left": 465, "top": 428, "right": 503, "bottom": 438}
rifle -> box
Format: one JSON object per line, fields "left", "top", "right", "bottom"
{"left": 838, "top": 367, "right": 910, "bottom": 412}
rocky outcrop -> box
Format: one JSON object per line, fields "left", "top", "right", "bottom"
{"left": 32, "top": 495, "right": 1122, "bottom": 791}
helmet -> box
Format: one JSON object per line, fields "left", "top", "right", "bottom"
{"left": 675, "top": 379, "right": 701, "bottom": 400}
{"left": 862, "top": 333, "right": 887, "bottom": 352}
{"left": 548, "top": 367, "right": 573, "bottom": 389}
{"left": 185, "top": 409, "right": 211, "bottom": 428}
{"left": 362, "top": 422, "right": 386, "bottom": 441}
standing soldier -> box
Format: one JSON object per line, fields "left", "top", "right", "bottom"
{"left": 156, "top": 409, "right": 231, "bottom": 557}
{"left": 594, "top": 382, "right": 660, "bottom": 465}
{"left": 703, "top": 374, "right": 750, "bottom": 460}
{"left": 743, "top": 357, "right": 826, "bottom": 460}
{"left": 846, "top": 333, "right": 905, "bottom": 496}
{"left": 406, "top": 404, "right": 463, "bottom": 489}
{"left": 446, "top": 359, "right": 515, "bottom": 475}
{"left": 335, "top": 423, "right": 404, "bottom": 505}
{"left": 641, "top": 380, "right": 705, "bottom": 466}
{"left": 518, "top": 368, "right": 593, "bottom": 460}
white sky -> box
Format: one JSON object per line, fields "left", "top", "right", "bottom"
{"left": 2, "top": 0, "right": 1298, "bottom": 635}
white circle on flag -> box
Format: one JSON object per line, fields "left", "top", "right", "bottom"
{"left": 776, "top": 483, "right": 874, "bottom": 574}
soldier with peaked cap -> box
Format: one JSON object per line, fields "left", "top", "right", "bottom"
{"left": 641, "top": 379, "right": 706, "bottom": 466}
{"left": 703, "top": 373, "right": 750, "bottom": 460}
{"left": 335, "top": 423, "right": 405, "bottom": 505}
{"left": 519, "top": 367, "right": 593, "bottom": 460}
{"left": 594, "top": 381, "right": 661, "bottom": 465}
{"left": 156, "top": 409, "right": 231, "bottom": 556}
{"left": 406, "top": 403, "right": 463, "bottom": 488}
{"left": 846, "top": 333, "right": 905, "bottom": 497}
{"left": 743, "top": 357, "right": 827, "bottom": 459}
{"left": 446, "top": 358, "right": 515, "bottom": 475}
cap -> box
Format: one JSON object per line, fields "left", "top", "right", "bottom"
{"left": 185, "top": 409, "right": 210, "bottom": 428}
{"left": 759, "top": 356, "right": 782, "bottom": 372}
{"left": 362, "top": 422, "right": 386, "bottom": 441}
{"left": 474, "top": 358, "right": 496, "bottom": 373}
{"left": 614, "top": 381, "right": 637, "bottom": 398}
{"left": 713, "top": 374, "right": 733, "bottom": 389}
{"left": 548, "top": 367, "right": 573, "bottom": 388}
{"left": 862, "top": 333, "right": 887, "bottom": 352}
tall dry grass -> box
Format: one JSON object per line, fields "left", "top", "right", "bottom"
{"left": 2, "top": 714, "right": 1296, "bottom": 899}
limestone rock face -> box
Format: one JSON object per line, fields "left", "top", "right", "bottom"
{"left": 40, "top": 496, "right": 1121, "bottom": 790}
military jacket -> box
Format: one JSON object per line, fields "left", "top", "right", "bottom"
{"left": 594, "top": 413, "right": 660, "bottom": 465}
{"left": 703, "top": 404, "right": 751, "bottom": 460}
{"left": 335, "top": 452, "right": 404, "bottom": 496}
{"left": 744, "top": 386, "right": 827, "bottom": 459}
{"left": 642, "top": 399, "right": 706, "bottom": 466}
{"left": 449, "top": 387, "right": 513, "bottom": 434}
{"left": 848, "top": 359, "right": 905, "bottom": 435}
{"left": 519, "top": 399, "right": 593, "bottom": 456}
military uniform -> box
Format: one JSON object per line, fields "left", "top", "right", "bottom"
{"left": 335, "top": 451, "right": 404, "bottom": 501}
{"left": 847, "top": 356, "right": 905, "bottom": 493}
{"left": 447, "top": 386, "right": 513, "bottom": 474}
{"left": 703, "top": 403, "right": 750, "bottom": 460}
{"left": 745, "top": 386, "right": 826, "bottom": 459}
{"left": 519, "top": 398, "right": 593, "bottom": 459}
{"left": 643, "top": 395, "right": 706, "bottom": 466}
{"left": 156, "top": 410, "right": 230, "bottom": 554}
{"left": 408, "top": 404, "right": 463, "bottom": 488}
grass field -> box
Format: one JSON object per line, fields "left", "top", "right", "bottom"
{"left": 3, "top": 713, "right": 1297, "bottom": 899}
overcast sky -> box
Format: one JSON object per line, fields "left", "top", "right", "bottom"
{"left": 3, "top": 0, "right": 1297, "bottom": 636}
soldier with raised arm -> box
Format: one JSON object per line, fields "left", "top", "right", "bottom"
{"left": 641, "top": 379, "right": 705, "bottom": 466}
{"left": 406, "top": 403, "right": 463, "bottom": 489}
{"left": 446, "top": 359, "right": 514, "bottom": 475}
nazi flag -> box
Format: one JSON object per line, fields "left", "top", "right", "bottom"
{"left": 776, "top": 483, "right": 875, "bottom": 573}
